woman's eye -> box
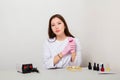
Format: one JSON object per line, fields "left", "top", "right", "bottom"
{"left": 51, "top": 24, "right": 55, "bottom": 27}
{"left": 58, "top": 22, "right": 61, "bottom": 24}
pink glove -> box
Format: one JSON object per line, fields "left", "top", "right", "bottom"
{"left": 62, "top": 43, "right": 71, "bottom": 56}
{"left": 62, "top": 37, "right": 76, "bottom": 56}
{"left": 68, "top": 37, "right": 76, "bottom": 53}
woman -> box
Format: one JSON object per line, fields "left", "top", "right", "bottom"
{"left": 43, "top": 14, "right": 82, "bottom": 69}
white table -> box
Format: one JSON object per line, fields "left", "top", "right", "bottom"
{"left": 0, "top": 67, "right": 120, "bottom": 80}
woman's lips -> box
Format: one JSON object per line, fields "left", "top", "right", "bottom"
{"left": 56, "top": 30, "right": 60, "bottom": 32}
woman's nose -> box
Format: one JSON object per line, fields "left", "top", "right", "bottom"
{"left": 55, "top": 25, "right": 59, "bottom": 29}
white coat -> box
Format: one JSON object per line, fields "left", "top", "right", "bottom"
{"left": 43, "top": 37, "right": 82, "bottom": 69}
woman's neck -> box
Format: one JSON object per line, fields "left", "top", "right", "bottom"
{"left": 56, "top": 35, "right": 67, "bottom": 41}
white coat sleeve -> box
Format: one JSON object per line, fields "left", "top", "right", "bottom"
{"left": 70, "top": 38, "right": 82, "bottom": 66}
{"left": 43, "top": 40, "right": 56, "bottom": 69}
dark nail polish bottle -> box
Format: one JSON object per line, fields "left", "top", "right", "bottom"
{"left": 93, "top": 63, "right": 96, "bottom": 70}
{"left": 88, "top": 62, "right": 92, "bottom": 70}
{"left": 96, "top": 64, "right": 99, "bottom": 71}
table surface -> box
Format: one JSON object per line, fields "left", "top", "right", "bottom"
{"left": 0, "top": 67, "right": 120, "bottom": 80}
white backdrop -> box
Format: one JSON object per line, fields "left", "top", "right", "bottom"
{"left": 0, "top": 0, "right": 120, "bottom": 71}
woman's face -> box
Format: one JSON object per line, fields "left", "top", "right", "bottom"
{"left": 51, "top": 17, "right": 65, "bottom": 36}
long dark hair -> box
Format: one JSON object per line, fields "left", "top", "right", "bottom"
{"left": 48, "top": 14, "right": 74, "bottom": 39}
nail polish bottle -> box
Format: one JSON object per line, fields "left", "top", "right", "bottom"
{"left": 93, "top": 63, "right": 96, "bottom": 71}
{"left": 88, "top": 62, "right": 92, "bottom": 70}
{"left": 96, "top": 64, "right": 99, "bottom": 71}
{"left": 106, "top": 64, "right": 110, "bottom": 72}
{"left": 101, "top": 64, "right": 104, "bottom": 72}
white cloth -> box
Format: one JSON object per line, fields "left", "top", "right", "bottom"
{"left": 43, "top": 37, "right": 82, "bottom": 69}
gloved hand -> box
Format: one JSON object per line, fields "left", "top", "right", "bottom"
{"left": 62, "top": 43, "right": 71, "bottom": 56}
{"left": 62, "top": 37, "right": 76, "bottom": 56}
{"left": 68, "top": 37, "right": 76, "bottom": 53}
